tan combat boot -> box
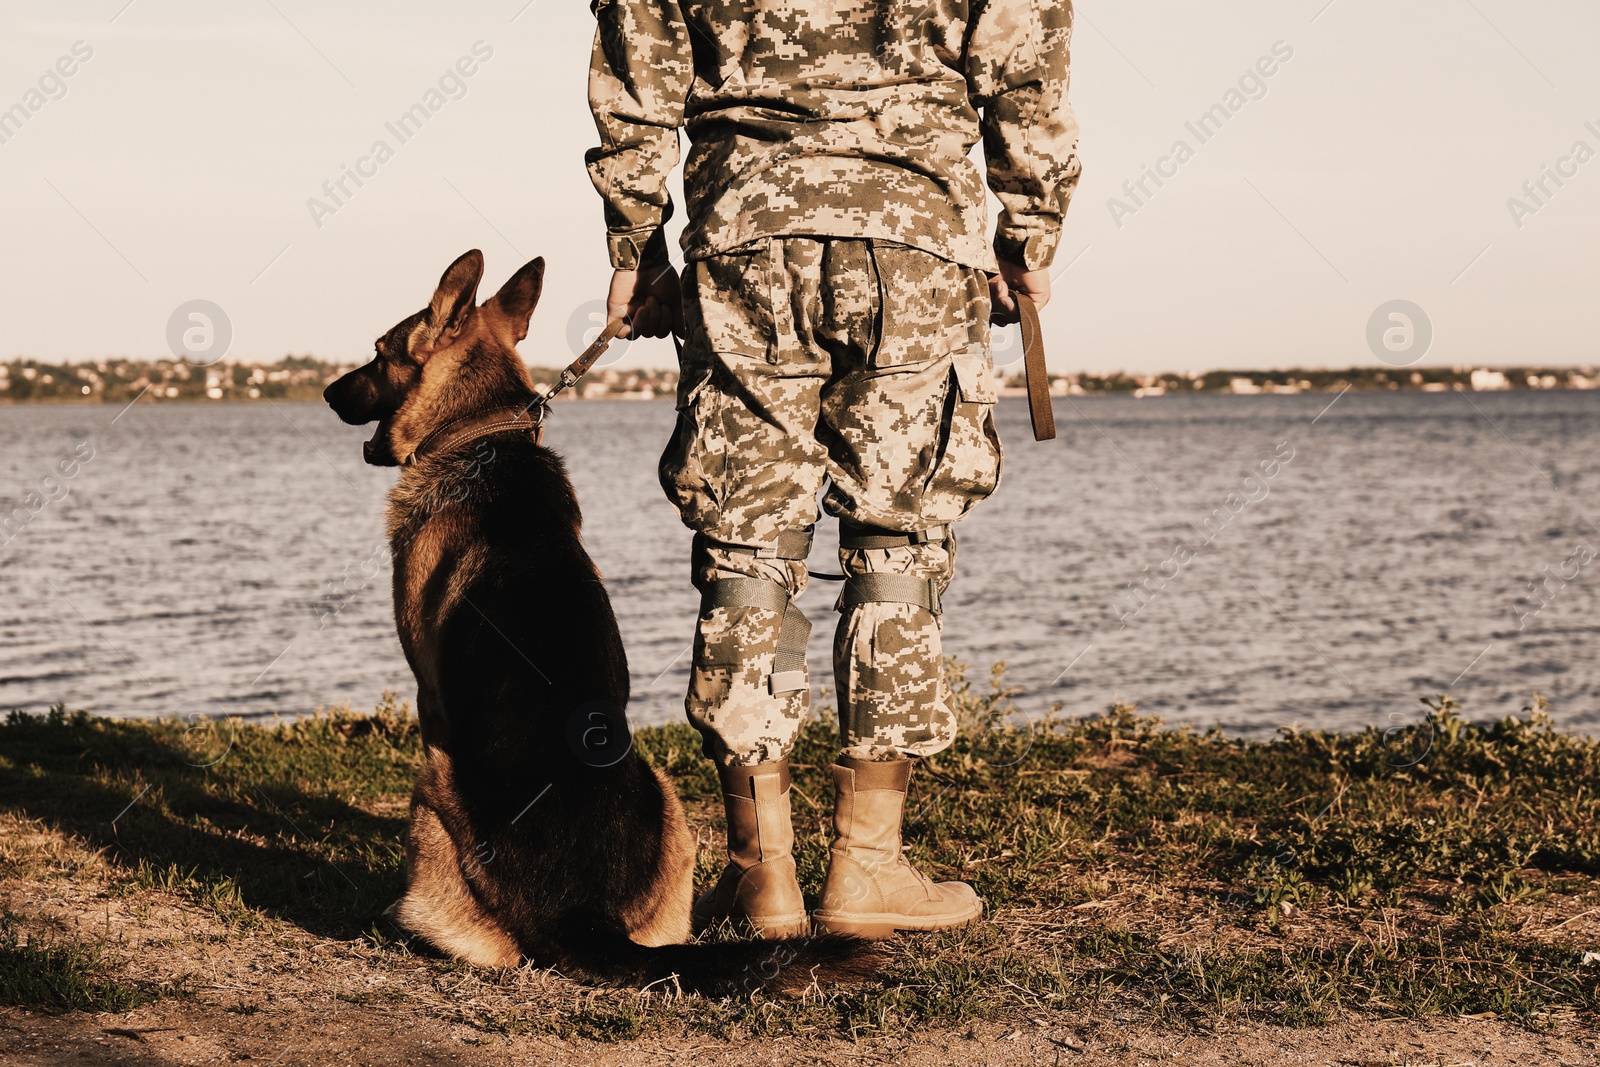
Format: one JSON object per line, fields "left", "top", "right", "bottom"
{"left": 812, "top": 755, "right": 982, "bottom": 938}
{"left": 692, "top": 759, "right": 810, "bottom": 939}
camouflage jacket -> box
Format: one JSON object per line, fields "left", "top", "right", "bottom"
{"left": 586, "top": 0, "right": 1081, "bottom": 273}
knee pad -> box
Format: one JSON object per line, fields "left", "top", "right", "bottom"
{"left": 698, "top": 528, "right": 815, "bottom": 695}
{"left": 834, "top": 521, "right": 950, "bottom": 616}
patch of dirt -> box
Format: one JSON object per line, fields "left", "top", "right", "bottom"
{"left": 5, "top": 812, "right": 1598, "bottom": 1066}
{"left": 5, "top": 1006, "right": 1599, "bottom": 1067}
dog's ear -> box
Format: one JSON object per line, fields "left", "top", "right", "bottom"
{"left": 482, "top": 257, "right": 545, "bottom": 346}
{"left": 426, "top": 249, "right": 485, "bottom": 345}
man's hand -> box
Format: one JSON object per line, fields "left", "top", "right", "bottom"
{"left": 607, "top": 264, "right": 683, "bottom": 339}
{"left": 988, "top": 260, "right": 1051, "bottom": 326}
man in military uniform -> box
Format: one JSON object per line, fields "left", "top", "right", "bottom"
{"left": 588, "top": 0, "right": 1080, "bottom": 939}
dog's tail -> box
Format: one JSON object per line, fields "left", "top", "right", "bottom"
{"left": 548, "top": 927, "right": 884, "bottom": 997}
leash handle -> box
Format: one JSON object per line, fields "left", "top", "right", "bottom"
{"left": 539, "top": 317, "right": 629, "bottom": 407}
{"left": 1015, "top": 294, "right": 1056, "bottom": 442}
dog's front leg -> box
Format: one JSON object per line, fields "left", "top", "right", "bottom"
{"left": 618, "top": 767, "right": 696, "bottom": 947}
{"left": 386, "top": 750, "right": 521, "bottom": 967}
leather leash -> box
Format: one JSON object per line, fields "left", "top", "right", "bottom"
{"left": 1015, "top": 293, "right": 1056, "bottom": 442}
{"left": 403, "top": 317, "right": 630, "bottom": 466}
{"left": 540, "top": 316, "right": 630, "bottom": 406}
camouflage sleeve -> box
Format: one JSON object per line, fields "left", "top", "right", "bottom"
{"left": 585, "top": 0, "right": 693, "bottom": 270}
{"left": 966, "top": 0, "right": 1083, "bottom": 271}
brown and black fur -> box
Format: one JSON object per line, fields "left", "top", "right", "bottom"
{"left": 325, "top": 250, "right": 873, "bottom": 995}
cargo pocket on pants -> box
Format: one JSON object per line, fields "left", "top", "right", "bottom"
{"left": 867, "top": 242, "right": 971, "bottom": 368}
{"left": 688, "top": 242, "right": 780, "bottom": 362}
{"left": 920, "top": 347, "right": 1003, "bottom": 520}
{"left": 659, "top": 356, "right": 730, "bottom": 529}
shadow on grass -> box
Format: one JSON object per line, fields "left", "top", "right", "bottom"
{"left": 0, "top": 703, "right": 415, "bottom": 940}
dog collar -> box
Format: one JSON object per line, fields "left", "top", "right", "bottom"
{"left": 402, "top": 406, "right": 546, "bottom": 466}
{"left": 400, "top": 316, "right": 630, "bottom": 466}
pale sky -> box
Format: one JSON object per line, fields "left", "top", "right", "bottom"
{"left": 1, "top": 0, "right": 1596, "bottom": 375}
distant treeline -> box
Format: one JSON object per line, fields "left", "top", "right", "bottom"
{"left": 0, "top": 357, "right": 677, "bottom": 403}
{"left": 1013, "top": 365, "right": 1599, "bottom": 396}
{"left": 3, "top": 357, "right": 1596, "bottom": 404}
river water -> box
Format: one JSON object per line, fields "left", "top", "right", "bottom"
{"left": 3, "top": 390, "right": 1598, "bottom": 736}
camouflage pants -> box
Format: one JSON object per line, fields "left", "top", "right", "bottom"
{"left": 660, "top": 237, "right": 1003, "bottom": 766}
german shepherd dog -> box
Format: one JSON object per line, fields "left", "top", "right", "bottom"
{"left": 324, "top": 250, "right": 870, "bottom": 995}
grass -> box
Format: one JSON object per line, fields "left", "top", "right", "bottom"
{"left": 1, "top": 667, "right": 1597, "bottom": 1039}
{"left": 0, "top": 912, "right": 187, "bottom": 1014}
